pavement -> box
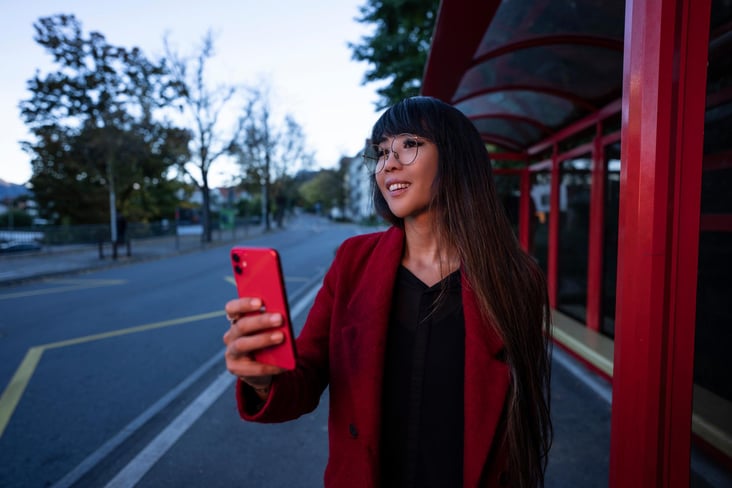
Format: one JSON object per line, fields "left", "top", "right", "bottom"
{"left": 0, "top": 226, "right": 265, "bottom": 287}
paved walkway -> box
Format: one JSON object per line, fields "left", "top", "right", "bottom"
{"left": 0, "top": 226, "right": 265, "bottom": 287}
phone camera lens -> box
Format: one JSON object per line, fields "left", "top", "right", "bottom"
{"left": 234, "top": 265, "right": 242, "bottom": 275}
{"left": 232, "top": 253, "right": 240, "bottom": 262}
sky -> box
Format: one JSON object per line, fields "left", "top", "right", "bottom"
{"left": 0, "top": 0, "right": 384, "bottom": 187}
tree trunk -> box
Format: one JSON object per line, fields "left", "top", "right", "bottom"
{"left": 201, "top": 174, "right": 212, "bottom": 243}
{"left": 264, "top": 152, "right": 271, "bottom": 232}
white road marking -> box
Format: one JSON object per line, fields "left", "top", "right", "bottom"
{"left": 100, "top": 279, "right": 323, "bottom": 487}
{"left": 105, "top": 371, "right": 234, "bottom": 488}
{"left": 51, "top": 351, "right": 224, "bottom": 488}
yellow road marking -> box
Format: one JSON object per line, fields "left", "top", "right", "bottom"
{"left": 0, "top": 347, "right": 43, "bottom": 439}
{"left": 0, "top": 279, "right": 126, "bottom": 301}
{"left": 0, "top": 309, "right": 225, "bottom": 438}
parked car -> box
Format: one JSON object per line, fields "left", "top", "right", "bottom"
{"left": 0, "top": 240, "right": 42, "bottom": 253}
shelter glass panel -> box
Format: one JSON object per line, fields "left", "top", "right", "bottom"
{"left": 692, "top": 0, "right": 732, "bottom": 471}
{"left": 530, "top": 170, "right": 551, "bottom": 273}
{"left": 556, "top": 156, "right": 592, "bottom": 323}
{"left": 493, "top": 172, "right": 522, "bottom": 237}
{"left": 456, "top": 91, "right": 582, "bottom": 128}
{"left": 472, "top": 118, "right": 543, "bottom": 149}
{"left": 476, "top": 0, "right": 625, "bottom": 55}
{"left": 460, "top": 45, "right": 623, "bottom": 102}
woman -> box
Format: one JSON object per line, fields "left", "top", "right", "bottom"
{"left": 224, "top": 96, "right": 552, "bottom": 487}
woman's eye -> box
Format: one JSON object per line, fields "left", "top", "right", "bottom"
{"left": 403, "top": 138, "right": 419, "bottom": 148}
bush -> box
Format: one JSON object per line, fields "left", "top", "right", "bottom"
{"left": 0, "top": 210, "right": 34, "bottom": 227}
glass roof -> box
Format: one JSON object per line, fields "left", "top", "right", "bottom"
{"left": 476, "top": 0, "right": 625, "bottom": 56}
{"left": 422, "top": 0, "right": 626, "bottom": 152}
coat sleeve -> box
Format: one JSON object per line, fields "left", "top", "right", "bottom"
{"left": 236, "top": 247, "right": 340, "bottom": 423}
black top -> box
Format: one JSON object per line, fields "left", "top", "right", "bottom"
{"left": 380, "top": 265, "right": 465, "bottom": 488}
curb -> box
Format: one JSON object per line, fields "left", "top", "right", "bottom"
{"left": 0, "top": 226, "right": 282, "bottom": 288}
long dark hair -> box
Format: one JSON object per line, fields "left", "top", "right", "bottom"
{"left": 370, "top": 96, "right": 553, "bottom": 487}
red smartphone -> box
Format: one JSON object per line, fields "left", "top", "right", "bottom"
{"left": 230, "top": 247, "right": 297, "bottom": 370}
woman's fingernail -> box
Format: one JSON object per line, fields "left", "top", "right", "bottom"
{"left": 251, "top": 298, "right": 262, "bottom": 308}
{"left": 270, "top": 332, "right": 283, "bottom": 342}
{"left": 270, "top": 313, "right": 282, "bottom": 325}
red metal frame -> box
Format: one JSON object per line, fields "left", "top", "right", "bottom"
{"left": 421, "top": 0, "right": 501, "bottom": 101}
{"left": 493, "top": 165, "right": 532, "bottom": 252}
{"left": 609, "top": 1, "right": 711, "bottom": 486}
{"left": 528, "top": 99, "right": 622, "bottom": 156}
{"left": 585, "top": 123, "right": 606, "bottom": 331}
{"left": 490, "top": 152, "right": 529, "bottom": 162}
{"left": 548, "top": 145, "right": 560, "bottom": 308}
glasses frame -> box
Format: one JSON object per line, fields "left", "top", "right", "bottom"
{"left": 362, "top": 133, "right": 427, "bottom": 174}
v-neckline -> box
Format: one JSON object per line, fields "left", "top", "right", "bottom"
{"left": 398, "top": 264, "right": 460, "bottom": 290}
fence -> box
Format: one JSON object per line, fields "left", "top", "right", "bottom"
{"left": 0, "top": 218, "right": 262, "bottom": 256}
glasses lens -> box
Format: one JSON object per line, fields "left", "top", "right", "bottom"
{"left": 363, "top": 144, "right": 385, "bottom": 173}
{"left": 364, "top": 134, "right": 422, "bottom": 173}
{"left": 393, "top": 134, "right": 420, "bottom": 165}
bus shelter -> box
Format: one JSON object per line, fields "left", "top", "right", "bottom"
{"left": 421, "top": 0, "right": 731, "bottom": 485}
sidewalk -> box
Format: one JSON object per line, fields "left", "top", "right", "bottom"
{"left": 0, "top": 226, "right": 266, "bottom": 287}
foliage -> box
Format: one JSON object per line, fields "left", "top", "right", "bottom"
{"left": 19, "top": 14, "right": 190, "bottom": 225}
{"left": 349, "top": 0, "right": 440, "bottom": 109}
{"left": 232, "top": 88, "right": 314, "bottom": 229}
{"left": 236, "top": 196, "right": 262, "bottom": 219}
{"left": 297, "top": 169, "right": 343, "bottom": 213}
{"left": 0, "top": 210, "right": 34, "bottom": 227}
{"left": 164, "top": 31, "right": 245, "bottom": 242}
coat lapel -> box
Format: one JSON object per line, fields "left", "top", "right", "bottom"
{"left": 462, "top": 275, "right": 510, "bottom": 487}
{"left": 340, "top": 227, "right": 405, "bottom": 450}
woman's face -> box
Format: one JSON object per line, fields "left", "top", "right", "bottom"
{"left": 374, "top": 133, "right": 439, "bottom": 221}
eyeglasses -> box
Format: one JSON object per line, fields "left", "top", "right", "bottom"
{"left": 362, "top": 133, "right": 427, "bottom": 174}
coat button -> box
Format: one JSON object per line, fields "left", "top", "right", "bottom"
{"left": 348, "top": 423, "right": 358, "bottom": 438}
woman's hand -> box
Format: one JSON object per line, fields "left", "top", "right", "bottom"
{"left": 223, "top": 297, "right": 286, "bottom": 398}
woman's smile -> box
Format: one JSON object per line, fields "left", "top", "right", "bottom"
{"left": 385, "top": 179, "right": 411, "bottom": 194}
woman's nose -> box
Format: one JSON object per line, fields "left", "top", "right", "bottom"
{"left": 383, "top": 150, "right": 400, "bottom": 171}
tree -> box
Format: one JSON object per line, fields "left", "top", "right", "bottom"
{"left": 19, "top": 14, "right": 189, "bottom": 227}
{"left": 164, "top": 31, "right": 244, "bottom": 242}
{"left": 233, "top": 88, "right": 313, "bottom": 231}
{"left": 349, "top": 0, "right": 440, "bottom": 109}
{"left": 297, "top": 169, "right": 344, "bottom": 215}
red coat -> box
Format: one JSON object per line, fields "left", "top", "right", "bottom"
{"left": 238, "top": 226, "right": 511, "bottom": 487}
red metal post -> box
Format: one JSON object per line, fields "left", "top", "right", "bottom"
{"left": 585, "top": 124, "right": 606, "bottom": 331}
{"left": 609, "top": 0, "right": 711, "bottom": 486}
{"left": 548, "top": 145, "right": 560, "bottom": 308}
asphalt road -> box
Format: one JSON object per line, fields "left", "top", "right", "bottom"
{"left": 0, "top": 216, "right": 360, "bottom": 487}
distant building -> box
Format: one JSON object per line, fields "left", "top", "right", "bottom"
{"left": 344, "top": 143, "right": 375, "bottom": 222}
{"left": 216, "top": 186, "right": 252, "bottom": 207}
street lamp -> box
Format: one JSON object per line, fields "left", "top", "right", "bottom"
{"left": 107, "top": 160, "right": 117, "bottom": 244}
